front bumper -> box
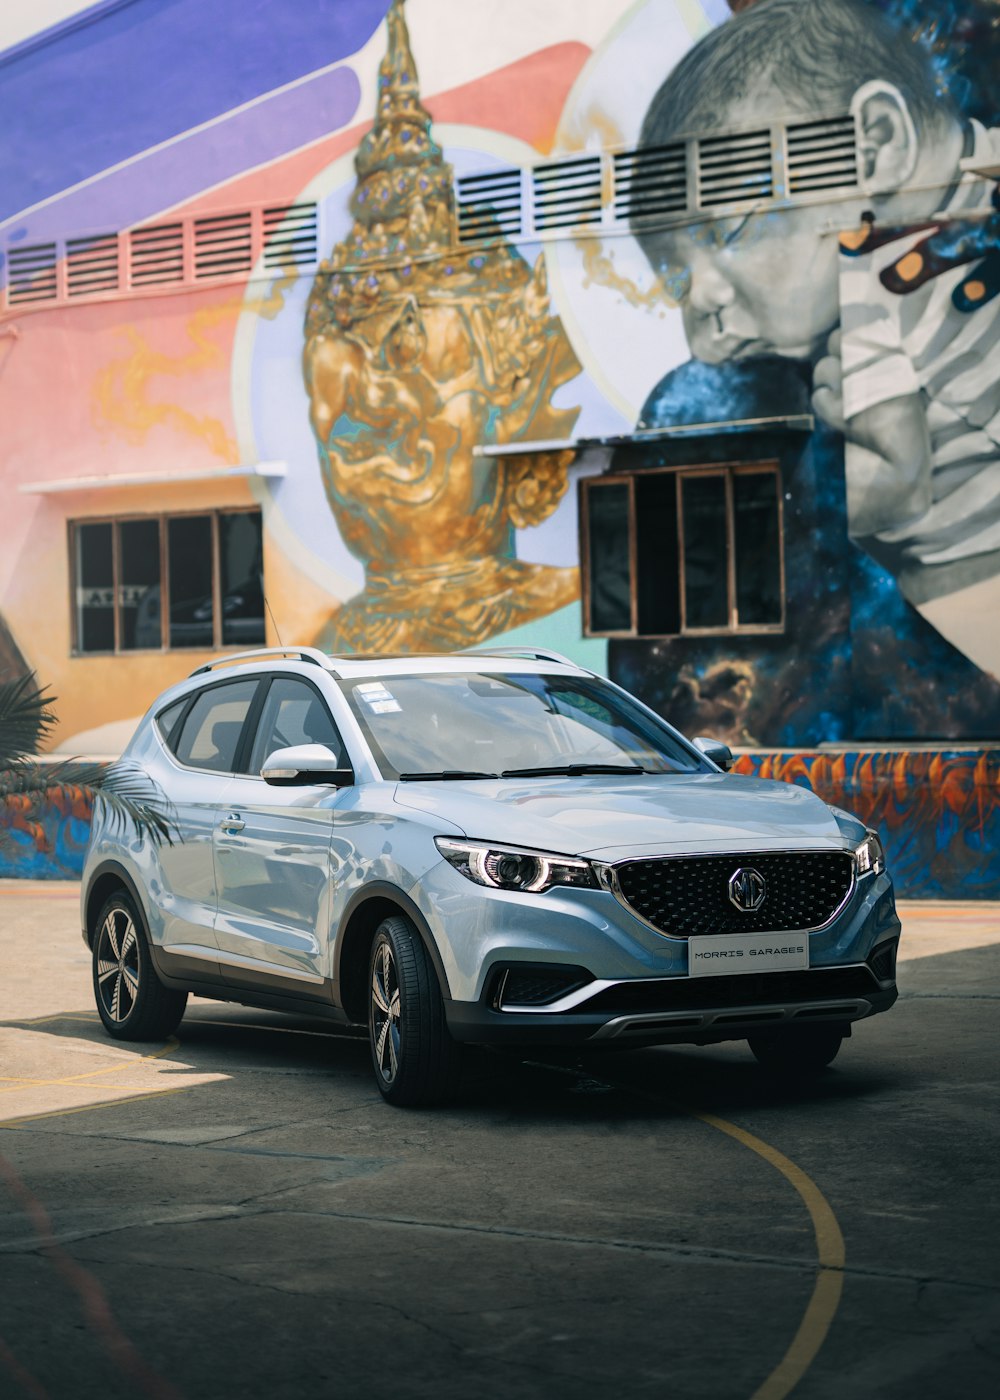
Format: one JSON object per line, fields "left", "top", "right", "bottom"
{"left": 444, "top": 955, "right": 898, "bottom": 1047}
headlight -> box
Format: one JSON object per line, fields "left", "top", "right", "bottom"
{"left": 434, "top": 837, "right": 596, "bottom": 893}
{"left": 854, "top": 830, "right": 886, "bottom": 877}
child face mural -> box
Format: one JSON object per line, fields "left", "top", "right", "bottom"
{"left": 646, "top": 200, "right": 844, "bottom": 364}
{"left": 632, "top": 0, "right": 1000, "bottom": 678}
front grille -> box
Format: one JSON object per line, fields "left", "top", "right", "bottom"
{"left": 614, "top": 851, "right": 854, "bottom": 938}
{"left": 586, "top": 966, "right": 878, "bottom": 1015}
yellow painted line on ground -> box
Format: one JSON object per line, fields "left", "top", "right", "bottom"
{"left": 0, "top": 1087, "right": 191, "bottom": 1130}
{"left": 690, "top": 1110, "right": 845, "bottom": 1400}
{"left": 0, "top": 1037, "right": 180, "bottom": 1096}
{"left": 1, "top": 1015, "right": 100, "bottom": 1028}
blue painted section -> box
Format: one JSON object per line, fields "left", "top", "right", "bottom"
{"left": 0, "top": 0, "right": 391, "bottom": 224}
{"left": 2, "top": 64, "right": 362, "bottom": 255}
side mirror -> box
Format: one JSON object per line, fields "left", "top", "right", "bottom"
{"left": 261, "top": 744, "right": 354, "bottom": 788}
{"left": 693, "top": 736, "right": 734, "bottom": 772}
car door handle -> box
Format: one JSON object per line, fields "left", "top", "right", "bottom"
{"left": 219, "top": 813, "right": 245, "bottom": 834}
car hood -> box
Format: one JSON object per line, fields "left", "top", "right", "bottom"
{"left": 393, "top": 772, "right": 853, "bottom": 860}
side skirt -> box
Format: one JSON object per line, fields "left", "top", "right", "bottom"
{"left": 150, "top": 946, "right": 356, "bottom": 1025}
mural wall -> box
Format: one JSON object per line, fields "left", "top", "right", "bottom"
{"left": 0, "top": 0, "right": 997, "bottom": 758}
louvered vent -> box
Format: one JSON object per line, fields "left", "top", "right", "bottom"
{"left": 533, "top": 154, "right": 602, "bottom": 231}
{"left": 786, "top": 115, "right": 857, "bottom": 194}
{"left": 7, "top": 243, "right": 58, "bottom": 304}
{"left": 697, "top": 129, "right": 773, "bottom": 207}
{"left": 67, "top": 233, "right": 120, "bottom": 297}
{"left": 130, "top": 223, "right": 184, "bottom": 286}
{"left": 614, "top": 141, "right": 687, "bottom": 224}
{"left": 456, "top": 168, "right": 522, "bottom": 243}
{"left": 263, "top": 202, "right": 318, "bottom": 269}
{"left": 194, "top": 211, "right": 252, "bottom": 279}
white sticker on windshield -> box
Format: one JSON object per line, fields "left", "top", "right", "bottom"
{"left": 357, "top": 683, "right": 391, "bottom": 697}
{"left": 369, "top": 698, "right": 401, "bottom": 714}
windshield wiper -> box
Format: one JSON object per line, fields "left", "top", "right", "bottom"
{"left": 397, "top": 770, "right": 500, "bottom": 781}
{"left": 500, "top": 763, "right": 649, "bottom": 778}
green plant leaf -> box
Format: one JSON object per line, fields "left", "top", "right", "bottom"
{"left": 0, "top": 674, "right": 57, "bottom": 766}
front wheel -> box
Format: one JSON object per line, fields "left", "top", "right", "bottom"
{"left": 368, "top": 915, "right": 463, "bottom": 1107}
{"left": 747, "top": 1024, "right": 848, "bottom": 1074}
{"left": 92, "top": 890, "right": 187, "bottom": 1041}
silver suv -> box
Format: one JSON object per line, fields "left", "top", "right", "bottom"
{"left": 82, "top": 646, "right": 900, "bottom": 1105}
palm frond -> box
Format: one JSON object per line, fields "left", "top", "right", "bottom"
{"left": 0, "top": 758, "right": 176, "bottom": 848}
{"left": 0, "top": 674, "right": 57, "bottom": 766}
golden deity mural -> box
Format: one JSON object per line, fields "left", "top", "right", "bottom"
{"left": 303, "top": 0, "right": 582, "bottom": 652}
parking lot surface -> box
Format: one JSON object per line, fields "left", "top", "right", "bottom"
{"left": 1, "top": 882, "right": 998, "bottom": 1400}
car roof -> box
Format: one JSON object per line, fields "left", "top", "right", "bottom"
{"left": 186, "top": 646, "right": 592, "bottom": 682}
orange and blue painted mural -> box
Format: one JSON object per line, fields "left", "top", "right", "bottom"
{"left": 2, "top": 748, "right": 996, "bottom": 898}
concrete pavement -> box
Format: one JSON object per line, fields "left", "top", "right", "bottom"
{"left": 1, "top": 882, "right": 998, "bottom": 1399}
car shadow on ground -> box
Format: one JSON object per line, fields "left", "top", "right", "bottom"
{"left": 2, "top": 1000, "right": 909, "bottom": 1130}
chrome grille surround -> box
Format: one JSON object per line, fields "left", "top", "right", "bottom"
{"left": 598, "top": 849, "right": 857, "bottom": 941}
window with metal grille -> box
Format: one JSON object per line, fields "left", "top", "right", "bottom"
{"left": 70, "top": 509, "right": 265, "bottom": 655}
{"left": 786, "top": 115, "right": 858, "bottom": 194}
{"left": 263, "top": 202, "right": 319, "bottom": 268}
{"left": 696, "top": 129, "right": 773, "bottom": 207}
{"left": 194, "top": 211, "right": 253, "bottom": 279}
{"left": 7, "top": 243, "right": 58, "bottom": 304}
{"left": 615, "top": 141, "right": 688, "bottom": 224}
{"left": 2, "top": 201, "right": 322, "bottom": 312}
{"left": 580, "top": 463, "right": 784, "bottom": 638}
{"left": 66, "top": 233, "right": 120, "bottom": 297}
{"left": 532, "top": 154, "right": 603, "bottom": 231}
{"left": 450, "top": 112, "right": 859, "bottom": 244}
{"left": 455, "top": 168, "right": 523, "bottom": 243}
{"left": 129, "top": 223, "right": 185, "bottom": 287}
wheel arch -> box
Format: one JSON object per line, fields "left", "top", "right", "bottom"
{"left": 335, "top": 884, "right": 451, "bottom": 1025}
{"left": 83, "top": 861, "right": 148, "bottom": 948}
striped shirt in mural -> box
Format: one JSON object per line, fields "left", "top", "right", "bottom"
{"left": 839, "top": 120, "right": 1000, "bottom": 574}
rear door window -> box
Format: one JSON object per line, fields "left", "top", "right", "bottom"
{"left": 173, "top": 679, "right": 259, "bottom": 773}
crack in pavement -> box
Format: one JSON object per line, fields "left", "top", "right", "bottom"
{"left": 4, "top": 1202, "right": 998, "bottom": 1296}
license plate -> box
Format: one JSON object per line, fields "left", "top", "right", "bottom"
{"left": 687, "top": 931, "right": 809, "bottom": 977}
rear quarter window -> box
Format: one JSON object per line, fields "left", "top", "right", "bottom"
{"left": 155, "top": 698, "right": 188, "bottom": 751}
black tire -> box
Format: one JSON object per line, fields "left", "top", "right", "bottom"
{"left": 748, "top": 1024, "right": 848, "bottom": 1074}
{"left": 92, "top": 890, "right": 188, "bottom": 1041}
{"left": 368, "top": 915, "right": 463, "bottom": 1107}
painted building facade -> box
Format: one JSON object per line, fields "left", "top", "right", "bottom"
{"left": 1, "top": 0, "right": 998, "bottom": 891}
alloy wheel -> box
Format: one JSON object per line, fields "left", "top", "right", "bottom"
{"left": 371, "top": 938, "right": 402, "bottom": 1085}
{"left": 95, "top": 907, "right": 140, "bottom": 1024}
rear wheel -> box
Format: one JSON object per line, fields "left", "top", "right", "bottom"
{"left": 92, "top": 890, "right": 187, "bottom": 1040}
{"left": 748, "top": 1024, "right": 848, "bottom": 1074}
{"left": 368, "top": 915, "right": 463, "bottom": 1107}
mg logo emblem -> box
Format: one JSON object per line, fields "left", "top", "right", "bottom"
{"left": 729, "top": 866, "right": 766, "bottom": 912}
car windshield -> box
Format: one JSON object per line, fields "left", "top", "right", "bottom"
{"left": 338, "top": 671, "right": 707, "bottom": 780}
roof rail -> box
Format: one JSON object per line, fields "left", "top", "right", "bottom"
{"left": 461, "top": 646, "right": 579, "bottom": 667}
{"left": 189, "top": 646, "right": 330, "bottom": 677}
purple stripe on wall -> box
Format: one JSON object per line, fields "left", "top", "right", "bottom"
{"left": 2, "top": 64, "right": 361, "bottom": 249}
{"left": 0, "top": 0, "right": 390, "bottom": 224}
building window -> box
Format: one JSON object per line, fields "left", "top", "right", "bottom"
{"left": 70, "top": 509, "right": 265, "bottom": 654}
{"left": 580, "top": 463, "right": 784, "bottom": 638}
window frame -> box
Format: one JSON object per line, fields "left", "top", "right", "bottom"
{"left": 162, "top": 675, "right": 264, "bottom": 777}
{"left": 68, "top": 506, "right": 264, "bottom": 656}
{"left": 580, "top": 460, "right": 786, "bottom": 640}
{"left": 238, "top": 673, "right": 347, "bottom": 778}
